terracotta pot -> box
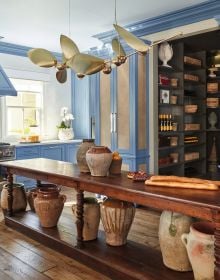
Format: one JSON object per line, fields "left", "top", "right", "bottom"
{"left": 109, "top": 158, "right": 122, "bottom": 175}
{"left": 34, "top": 185, "right": 66, "bottom": 228}
{"left": 100, "top": 198, "right": 135, "bottom": 246}
{"left": 86, "top": 146, "right": 112, "bottom": 176}
{"left": 72, "top": 197, "right": 100, "bottom": 241}
{"left": 26, "top": 187, "right": 38, "bottom": 211}
{"left": 181, "top": 221, "right": 215, "bottom": 280}
{"left": 1, "top": 183, "right": 27, "bottom": 212}
{"left": 159, "top": 211, "right": 193, "bottom": 271}
{"left": 76, "top": 139, "right": 95, "bottom": 173}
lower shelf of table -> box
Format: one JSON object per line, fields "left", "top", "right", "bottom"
{"left": 5, "top": 211, "right": 194, "bottom": 280}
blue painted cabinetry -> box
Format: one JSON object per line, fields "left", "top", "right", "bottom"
{"left": 15, "top": 141, "right": 81, "bottom": 187}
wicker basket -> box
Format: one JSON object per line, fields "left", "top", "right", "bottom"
{"left": 184, "top": 74, "right": 199, "bottom": 82}
{"left": 207, "top": 98, "right": 219, "bottom": 108}
{"left": 184, "top": 123, "right": 200, "bottom": 131}
{"left": 185, "top": 152, "right": 200, "bottom": 161}
{"left": 207, "top": 83, "right": 218, "bottom": 93}
{"left": 184, "top": 105, "right": 198, "bottom": 113}
{"left": 184, "top": 56, "right": 202, "bottom": 66}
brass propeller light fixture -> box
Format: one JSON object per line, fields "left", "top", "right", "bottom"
{"left": 27, "top": 0, "right": 182, "bottom": 83}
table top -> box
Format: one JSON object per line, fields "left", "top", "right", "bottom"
{"left": 1, "top": 158, "right": 220, "bottom": 220}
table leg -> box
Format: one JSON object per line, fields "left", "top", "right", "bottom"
{"left": 213, "top": 211, "right": 220, "bottom": 279}
{"left": 7, "top": 172, "right": 13, "bottom": 217}
{"left": 75, "top": 188, "right": 84, "bottom": 249}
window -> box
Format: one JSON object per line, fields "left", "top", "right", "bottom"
{"left": 5, "top": 79, "right": 43, "bottom": 139}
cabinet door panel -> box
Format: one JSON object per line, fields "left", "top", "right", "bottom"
{"left": 117, "top": 60, "right": 130, "bottom": 150}
{"left": 65, "top": 144, "right": 80, "bottom": 163}
{"left": 100, "top": 72, "right": 111, "bottom": 147}
{"left": 40, "top": 145, "right": 65, "bottom": 161}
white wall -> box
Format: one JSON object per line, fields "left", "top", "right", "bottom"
{"left": 0, "top": 53, "right": 72, "bottom": 140}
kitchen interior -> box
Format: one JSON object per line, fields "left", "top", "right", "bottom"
{"left": 0, "top": 1, "right": 220, "bottom": 280}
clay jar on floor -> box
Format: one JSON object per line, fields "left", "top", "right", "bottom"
{"left": 181, "top": 221, "right": 215, "bottom": 280}
{"left": 100, "top": 198, "right": 135, "bottom": 246}
{"left": 34, "top": 184, "right": 66, "bottom": 228}
{"left": 1, "top": 183, "right": 27, "bottom": 212}
{"left": 72, "top": 197, "right": 100, "bottom": 241}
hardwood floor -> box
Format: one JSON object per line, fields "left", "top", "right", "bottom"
{"left": 0, "top": 186, "right": 161, "bottom": 280}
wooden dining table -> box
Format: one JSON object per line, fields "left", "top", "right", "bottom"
{"left": 1, "top": 158, "right": 220, "bottom": 280}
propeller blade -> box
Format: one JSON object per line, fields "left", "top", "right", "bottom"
{"left": 28, "top": 48, "right": 57, "bottom": 67}
{"left": 67, "top": 53, "right": 105, "bottom": 75}
{"left": 60, "top": 34, "right": 80, "bottom": 60}
{"left": 112, "top": 38, "right": 126, "bottom": 57}
{"left": 113, "top": 24, "right": 150, "bottom": 54}
{"left": 56, "top": 69, "right": 67, "bottom": 83}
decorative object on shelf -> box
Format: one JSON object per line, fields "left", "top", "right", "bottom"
{"left": 184, "top": 73, "right": 199, "bottom": 82}
{"left": 170, "top": 136, "right": 178, "bottom": 146}
{"left": 109, "top": 151, "right": 122, "bottom": 175}
{"left": 57, "top": 107, "right": 74, "bottom": 140}
{"left": 72, "top": 197, "right": 100, "bottom": 241}
{"left": 100, "top": 198, "right": 135, "bottom": 246}
{"left": 184, "top": 104, "right": 198, "bottom": 113}
{"left": 208, "top": 136, "right": 217, "bottom": 173}
{"left": 208, "top": 111, "right": 217, "bottom": 129}
{"left": 76, "top": 139, "right": 95, "bottom": 173}
{"left": 170, "top": 152, "right": 179, "bottom": 163}
{"left": 1, "top": 183, "right": 27, "bottom": 213}
{"left": 207, "top": 97, "right": 219, "bottom": 108}
{"left": 170, "top": 95, "right": 177, "bottom": 104}
{"left": 207, "top": 82, "right": 219, "bottom": 93}
{"left": 208, "top": 67, "right": 218, "bottom": 78}
{"left": 34, "top": 184, "right": 66, "bottom": 228}
{"left": 160, "top": 89, "right": 170, "bottom": 103}
{"left": 181, "top": 221, "right": 215, "bottom": 280}
{"left": 26, "top": 187, "right": 38, "bottom": 211}
{"left": 158, "top": 42, "right": 173, "bottom": 68}
{"left": 159, "top": 211, "right": 193, "bottom": 271}
{"left": 184, "top": 123, "right": 200, "bottom": 131}
{"left": 170, "top": 78, "right": 178, "bottom": 87}
{"left": 159, "top": 74, "right": 170, "bottom": 85}
{"left": 27, "top": 0, "right": 182, "bottom": 82}
{"left": 86, "top": 146, "right": 112, "bottom": 176}
{"left": 184, "top": 152, "right": 199, "bottom": 161}
{"left": 184, "top": 56, "right": 201, "bottom": 67}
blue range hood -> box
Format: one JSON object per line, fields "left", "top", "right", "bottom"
{"left": 0, "top": 65, "right": 17, "bottom": 96}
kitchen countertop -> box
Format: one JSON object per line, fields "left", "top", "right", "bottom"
{"left": 11, "top": 139, "right": 82, "bottom": 147}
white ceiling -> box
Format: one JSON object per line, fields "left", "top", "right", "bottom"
{"left": 0, "top": 0, "right": 207, "bottom": 53}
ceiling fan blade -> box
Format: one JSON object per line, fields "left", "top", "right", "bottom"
{"left": 112, "top": 38, "right": 126, "bottom": 57}
{"left": 56, "top": 69, "right": 67, "bottom": 83}
{"left": 113, "top": 24, "right": 150, "bottom": 54}
{"left": 60, "top": 34, "right": 80, "bottom": 60}
{"left": 28, "top": 48, "right": 57, "bottom": 67}
{"left": 67, "top": 53, "right": 105, "bottom": 75}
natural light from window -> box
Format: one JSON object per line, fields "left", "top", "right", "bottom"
{"left": 6, "top": 79, "right": 43, "bottom": 138}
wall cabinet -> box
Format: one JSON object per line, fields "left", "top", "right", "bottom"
{"left": 15, "top": 141, "right": 81, "bottom": 187}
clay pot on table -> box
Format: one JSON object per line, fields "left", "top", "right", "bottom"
{"left": 100, "top": 198, "right": 135, "bottom": 246}
{"left": 181, "top": 221, "right": 215, "bottom": 280}
{"left": 159, "top": 211, "right": 193, "bottom": 271}
{"left": 76, "top": 139, "right": 95, "bottom": 173}
{"left": 34, "top": 184, "right": 66, "bottom": 228}
{"left": 1, "top": 183, "right": 27, "bottom": 212}
{"left": 72, "top": 197, "right": 100, "bottom": 241}
{"left": 86, "top": 146, "right": 112, "bottom": 176}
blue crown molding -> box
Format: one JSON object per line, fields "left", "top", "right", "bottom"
{"left": 94, "top": 0, "right": 220, "bottom": 45}
{"left": 0, "top": 41, "right": 62, "bottom": 60}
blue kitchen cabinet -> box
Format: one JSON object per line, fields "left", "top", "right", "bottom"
{"left": 15, "top": 146, "right": 40, "bottom": 187}
{"left": 65, "top": 143, "right": 81, "bottom": 163}
{"left": 40, "top": 144, "right": 65, "bottom": 161}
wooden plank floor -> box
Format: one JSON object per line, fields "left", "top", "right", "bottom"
{"left": 0, "top": 186, "right": 161, "bottom": 280}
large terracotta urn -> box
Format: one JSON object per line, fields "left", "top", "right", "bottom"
{"left": 181, "top": 221, "right": 215, "bottom": 280}
{"left": 86, "top": 146, "right": 112, "bottom": 176}
{"left": 34, "top": 184, "right": 66, "bottom": 228}
{"left": 26, "top": 187, "right": 38, "bottom": 211}
{"left": 100, "top": 198, "right": 135, "bottom": 246}
{"left": 1, "top": 183, "right": 27, "bottom": 212}
{"left": 72, "top": 197, "right": 100, "bottom": 241}
{"left": 76, "top": 139, "right": 95, "bottom": 173}
{"left": 159, "top": 211, "right": 193, "bottom": 271}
